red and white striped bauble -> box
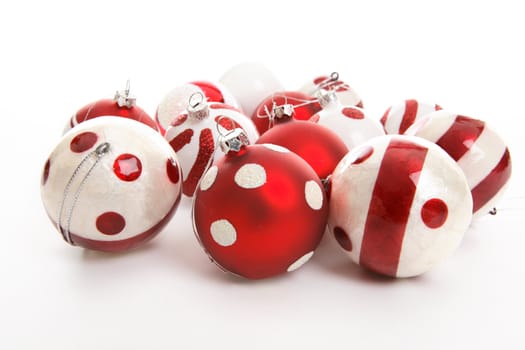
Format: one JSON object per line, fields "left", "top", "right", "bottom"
{"left": 156, "top": 81, "right": 240, "bottom": 135}
{"left": 381, "top": 99, "right": 442, "bottom": 134}
{"left": 328, "top": 135, "right": 472, "bottom": 277}
{"left": 299, "top": 74, "right": 363, "bottom": 108}
{"left": 41, "top": 117, "right": 182, "bottom": 252}
{"left": 165, "top": 102, "right": 258, "bottom": 198}
{"left": 405, "top": 110, "right": 512, "bottom": 218}
{"left": 310, "top": 103, "right": 385, "bottom": 150}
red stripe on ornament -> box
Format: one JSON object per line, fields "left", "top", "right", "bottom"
{"left": 399, "top": 100, "right": 419, "bottom": 134}
{"left": 169, "top": 129, "right": 194, "bottom": 152}
{"left": 471, "top": 148, "right": 511, "bottom": 213}
{"left": 436, "top": 115, "right": 485, "bottom": 161}
{"left": 380, "top": 107, "right": 391, "bottom": 127}
{"left": 183, "top": 128, "right": 215, "bottom": 196}
{"left": 360, "top": 139, "right": 428, "bottom": 277}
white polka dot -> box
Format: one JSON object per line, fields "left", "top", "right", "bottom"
{"left": 210, "top": 219, "right": 237, "bottom": 246}
{"left": 287, "top": 251, "right": 314, "bottom": 272}
{"left": 200, "top": 165, "right": 218, "bottom": 191}
{"left": 305, "top": 180, "right": 323, "bottom": 210}
{"left": 263, "top": 143, "right": 290, "bottom": 153}
{"left": 234, "top": 163, "right": 266, "bottom": 189}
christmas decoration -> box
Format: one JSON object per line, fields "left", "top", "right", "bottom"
{"left": 381, "top": 99, "right": 442, "bottom": 134}
{"left": 251, "top": 91, "right": 321, "bottom": 134}
{"left": 220, "top": 62, "right": 284, "bottom": 118}
{"left": 309, "top": 91, "right": 385, "bottom": 150}
{"left": 404, "top": 110, "right": 512, "bottom": 217}
{"left": 328, "top": 135, "right": 472, "bottom": 277}
{"left": 164, "top": 94, "right": 259, "bottom": 197}
{"left": 156, "top": 80, "right": 239, "bottom": 135}
{"left": 299, "top": 72, "right": 363, "bottom": 108}
{"left": 192, "top": 127, "right": 328, "bottom": 279}
{"left": 64, "top": 81, "right": 158, "bottom": 133}
{"left": 256, "top": 120, "right": 348, "bottom": 181}
{"left": 41, "top": 117, "right": 182, "bottom": 252}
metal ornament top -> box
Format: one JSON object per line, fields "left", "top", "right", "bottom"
{"left": 114, "top": 80, "right": 137, "bottom": 108}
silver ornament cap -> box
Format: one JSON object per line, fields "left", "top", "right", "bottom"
{"left": 114, "top": 80, "right": 136, "bottom": 108}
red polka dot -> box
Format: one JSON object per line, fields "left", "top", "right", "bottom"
{"left": 171, "top": 113, "right": 188, "bottom": 127}
{"left": 334, "top": 226, "right": 352, "bottom": 251}
{"left": 70, "top": 132, "right": 98, "bottom": 153}
{"left": 96, "top": 212, "right": 126, "bottom": 235}
{"left": 352, "top": 146, "right": 374, "bottom": 165}
{"left": 166, "top": 158, "right": 180, "bottom": 184}
{"left": 214, "top": 115, "right": 242, "bottom": 131}
{"left": 421, "top": 198, "right": 448, "bottom": 229}
{"left": 113, "top": 154, "right": 142, "bottom": 181}
{"left": 342, "top": 107, "right": 364, "bottom": 119}
{"left": 42, "top": 158, "right": 51, "bottom": 185}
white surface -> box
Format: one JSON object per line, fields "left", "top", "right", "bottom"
{"left": 1, "top": 1, "right": 524, "bottom": 349}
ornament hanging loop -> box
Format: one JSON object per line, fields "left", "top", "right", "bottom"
{"left": 114, "top": 79, "right": 136, "bottom": 108}
{"left": 187, "top": 92, "right": 209, "bottom": 120}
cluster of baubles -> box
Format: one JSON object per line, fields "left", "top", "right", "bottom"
{"left": 41, "top": 62, "right": 512, "bottom": 279}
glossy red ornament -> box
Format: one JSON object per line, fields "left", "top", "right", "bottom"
{"left": 256, "top": 120, "right": 349, "bottom": 180}
{"left": 65, "top": 82, "right": 158, "bottom": 133}
{"left": 193, "top": 129, "right": 328, "bottom": 279}
{"left": 251, "top": 91, "right": 321, "bottom": 134}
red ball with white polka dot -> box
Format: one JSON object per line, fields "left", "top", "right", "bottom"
{"left": 41, "top": 117, "right": 182, "bottom": 252}
{"left": 256, "top": 120, "right": 349, "bottom": 181}
{"left": 193, "top": 128, "right": 328, "bottom": 279}
{"left": 64, "top": 81, "right": 158, "bottom": 133}
{"left": 251, "top": 91, "right": 321, "bottom": 134}
{"left": 328, "top": 135, "right": 472, "bottom": 277}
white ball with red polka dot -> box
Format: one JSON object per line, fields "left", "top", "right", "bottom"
{"left": 41, "top": 117, "right": 183, "bottom": 252}
{"left": 328, "top": 135, "right": 472, "bottom": 278}
{"left": 310, "top": 102, "right": 385, "bottom": 150}
{"left": 156, "top": 80, "right": 240, "bottom": 135}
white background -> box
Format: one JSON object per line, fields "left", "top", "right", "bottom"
{"left": 1, "top": 1, "right": 524, "bottom": 349}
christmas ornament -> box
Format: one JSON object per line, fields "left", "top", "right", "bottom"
{"left": 309, "top": 91, "right": 385, "bottom": 150}
{"left": 299, "top": 72, "right": 363, "bottom": 108}
{"left": 192, "top": 127, "right": 328, "bottom": 279}
{"left": 328, "top": 135, "right": 472, "bottom": 278}
{"left": 256, "top": 120, "right": 348, "bottom": 181}
{"left": 65, "top": 81, "right": 158, "bottom": 133}
{"left": 251, "top": 91, "right": 321, "bottom": 134}
{"left": 404, "top": 110, "right": 512, "bottom": 218}
{"left": 380, "top": 99, "right": 442, "bottom": 134}
{"left": 219, "top": 61, "right": 284, "bottom": 118}
{"left": 41, "top": 117, "right": 182, "bottom": 252}
{"left": 165, "top": 94, "right": 259, "bottom": 197}
{"left": 156, "top": 80, "right": 239, "bottom": 135}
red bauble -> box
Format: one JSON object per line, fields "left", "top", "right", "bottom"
{"left": 251, "top": 91, "right": 321, "bottom": 134}
{"left": 256, "top": 120, "right": 348, "bottom": 180}
{"left": 193, "top": 139, "right": 328, "bottom": 279}
{"left": 65, "top": 86, "right": 157, "bottom": 133}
